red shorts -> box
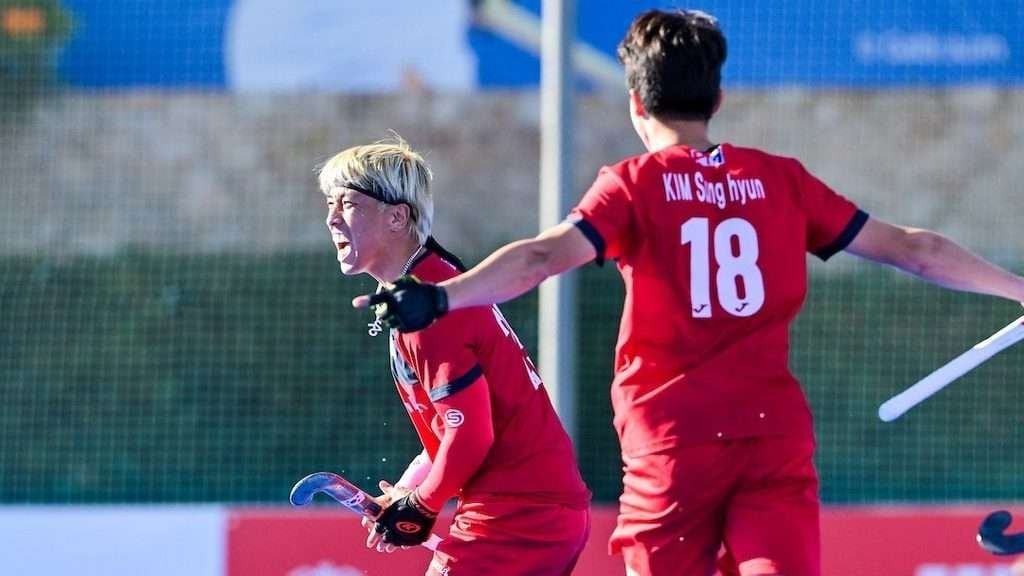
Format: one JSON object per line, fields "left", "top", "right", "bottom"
{"left": 612, "top": 436, "right": 820, "bottom": 576}
{"left": 428, "top": 498, "right": 591, "bottom": 576}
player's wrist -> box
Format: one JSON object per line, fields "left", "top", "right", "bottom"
{"left": 395, "top": 451, "right": 432, "bottom": 490}
{"left": 409, "top": 489, "right": 440, "bottom": 517}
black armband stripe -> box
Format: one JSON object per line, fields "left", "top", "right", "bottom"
{"left": 428, "top": 364, "right": 483, "bottom": 402}
{"left": 814, "top": 209, "right": 869, "bottom": 261}
{"left": 570, "top": 216, "right": 607, "bottom": 266}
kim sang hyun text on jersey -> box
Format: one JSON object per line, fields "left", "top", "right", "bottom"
{"left": 662, "top": 170, "right": 766, "bottom": 209}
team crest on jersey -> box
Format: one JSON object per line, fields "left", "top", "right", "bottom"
{"left": 695, "top": 145, "right": 726, "bottom": 167}
{"left": 443, "top": 409, "right": 465, "bottom": 428}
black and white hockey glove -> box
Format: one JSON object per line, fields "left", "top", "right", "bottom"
{"left": 374, "top": 490, "right": 438, "bottom": 546}
{"left": 369, "top": 275, "right": 448, "bottom": 333}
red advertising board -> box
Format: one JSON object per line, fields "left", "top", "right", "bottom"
{"left": 227, "top": 509, "right": 440, "bottom": 575}
{"left": 228, "top": 505, "right": 1024, "bottom": 575}
{"left": 821, "top": 506, "right": 1023, "bottom": 576}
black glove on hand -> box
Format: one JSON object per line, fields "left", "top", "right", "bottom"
{"left": 374, "top": 491, "right": 438, "bottom": 546}
{"left": 370, "top": 275, "right": 448, "bottom": 333}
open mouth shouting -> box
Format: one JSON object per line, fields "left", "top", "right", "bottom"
{"left": 332, "top": 232, "right": 351, "bottom": 261}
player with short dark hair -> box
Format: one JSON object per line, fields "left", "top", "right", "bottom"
{"left": 319, "top": 137, "right": 591, "bottom": 576}
{"left": 358, "top": 10, "right": 1024, "bottom": 576}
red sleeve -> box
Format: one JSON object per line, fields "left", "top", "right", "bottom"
{"left": 793, "top": 159, "right": 869, "bottom": 261}
{"left": 401, "top": 308, "right": 487, "bottom": 401}
{"left": 568, "top": 167, "right": 634, "bottom": 263}
{"left": 398, "top": 308, "right": 497, "bottom": 511}
{"left": 414, "top": 374, "right": 495, "bottom": 511}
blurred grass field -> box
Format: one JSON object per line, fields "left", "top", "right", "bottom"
{"left": 1, "top": 252, "right": 1022, "bottom": 505}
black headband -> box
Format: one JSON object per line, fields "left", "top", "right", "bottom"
{"left": 341, "top": 181, "right": 398, "bottom": 205}
{"left": 341, "top": 181, "right": 418, "bottom": 222}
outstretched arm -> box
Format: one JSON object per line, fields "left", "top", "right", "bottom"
{"left": 845, "top": 217, "right": 1024, "bottom": 302}
{"left": 440, "top": 221, "right": 597, "bottom": 311}
{"left": 352, "top": 222, "right": 597, "bottom": 327}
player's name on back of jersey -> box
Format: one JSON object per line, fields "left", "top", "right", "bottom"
{"left": 663, "top": 171, "right": 766, "bottom": 210}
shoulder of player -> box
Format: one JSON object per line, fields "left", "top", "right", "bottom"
{"left": 394, "top": 309, "right": 492, "bottom": 367}
{"left": 726, "top": 144, "right": 806, "bottom": 171}
{"left": 407, "top": 251, "right": 460, "bottom": 284}
{"left": 607, "top": 150, "right": 671, "bottom": 179}
{"left": 397, "top": 303, "right": 495, "bottom": 348}
{"left": 597, "top": 153, "right": 675, "bottom": 195}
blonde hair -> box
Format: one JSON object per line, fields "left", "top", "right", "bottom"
{"left": 318, "top": 135, "right": 434, "bottom": 244}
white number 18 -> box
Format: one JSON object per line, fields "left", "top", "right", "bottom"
{"left": 680, "top": 217, "right": 765, "bottom": 318}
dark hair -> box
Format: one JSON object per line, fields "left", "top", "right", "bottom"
{"left": 617, "top": 9, "right": 727, "bottom": 121}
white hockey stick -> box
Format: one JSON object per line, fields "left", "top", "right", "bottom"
{"left": 878, "top": 314, "right": 1024, "bottom": 422}
{"left": 290, "top": 471, "right": 443, "bottom": 551}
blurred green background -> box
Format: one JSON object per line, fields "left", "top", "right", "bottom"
{"left": 3, "top": 253, "right": 1021, "bottom": 504}
{"left": 1, "top": 0, "right": 1022, "bottom": 512}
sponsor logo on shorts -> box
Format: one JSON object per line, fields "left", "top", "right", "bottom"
{"left": 443, "top": 409, "right": 464, "bottom": 428}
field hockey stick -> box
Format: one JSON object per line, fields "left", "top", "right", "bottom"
{"left": 289, "top": 471, "right": 443, "bottom": 551}
{"left": 878, "top": 314, "right": 1024, "bottom": 422}
{"left": 978, "top": 510, "right": 1024, "bottom": 555}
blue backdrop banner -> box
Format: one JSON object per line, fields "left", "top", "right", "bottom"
{"left": 56, "top": 0, "right": 1022, "bottom": 90}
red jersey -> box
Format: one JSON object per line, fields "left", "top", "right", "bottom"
{"left": 569, "top": 143, "right": 867, "bottom": 457}
{"left": 390, "top": 249, "right": 590, "bottom": 507}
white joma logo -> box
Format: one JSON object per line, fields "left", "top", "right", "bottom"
{"left": 444, "top": 409, "right": 465, "bottom": 428}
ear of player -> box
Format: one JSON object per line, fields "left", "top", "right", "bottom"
{"left": 370, "top": 275, "right": 449, "bottom": 333}
{"left": 374, "top": 490, "right": 439, "bottom": 546}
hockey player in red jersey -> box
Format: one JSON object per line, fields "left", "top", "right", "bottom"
{"left": 320, "top": 137, "right": 590, "bottom": 575}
